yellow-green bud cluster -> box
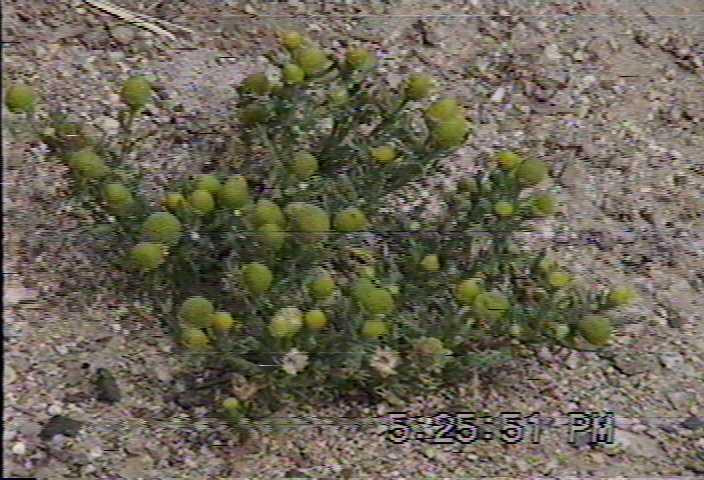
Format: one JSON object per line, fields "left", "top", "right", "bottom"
{"left": 578, "top": 315, "right": 612, "bottom": 346}
{"left": 142, "top": 212, "right": 182, "bottom": 245}
{"left": 308, "top": 273, "right": 335, "bottom": 300}
{"left": 304, "top": 309, "right": 328, "bottom": 330}
{"left": 179, "top": 296, "right": 215, "bottom": 328}
{"left": 253, "top": 199, "right": 285, "bottom": 227}
{"left": 120, "top": 76, "right": 152, "bottom": 111}
{"left": 269, "top": 307, "right": 304, "bottom": 337}
{"left": 240, "top": 103, "right": 268, "bottom": 125}
{"left": 282, "top": 64, "right": 305, "bottom": 84}
{"left": 404, "top": 74, "right": 435, "bottom": 100}
{"left": 242, "top": 262, "right": 273, "bottom": 296}
{"left": 286, "top": 202, "right": 330, "bottom": 240}
{"left": 607, "top": 287, "right": 637, "bottom": 307}
{"left": 241, "top": 73, "right": 271, "bottom": 96}
{"left": 414, "top": 337, "right": 449, "bottom": 356}
{"left": 547, "top": 270, "right": 571, "bottom": 288}
{"left": 68, "top": 148, "right": 110, "bottom": 179}
{"left": 473, "top": 291, "right": 509, "bottom": 321}
{"left": 291, "top": 152, "right": 318, "bottom": 179}
{"left": 531, "top": 194, "right": 556, "bottom": 216}
{"left": 279, "top": 30, "right": 304, "bottom": 50}
{"left": 190, "top": 189, "right": 215, "bottom": 215}
{"left": 257, "top": 223, "right": 287, "bottom": 251}
{"left": 515, "top": 158, "right": 548, "bottom": 186}
{"left": 361, "top": 320, "right": 388, "bottom": 339}
{"left": 494, "top": 201, "right": 514, "bottom": 217}
{"left": 420, "top": 254, "right": 440, "bottom": 272}
{"left": 5, "top": 84, "right": 37, "bottom": 113}
{"left": 455, "top": 278, "right": 483, "bottom": 305}
{"left": 345, "top": 48, "right": 376, "bottom": 71}
{"left": 496, "top": 151, "right": 522, "bottom": 170}
{"left": 370, "top": 145, "right": 397, "bottom": 165}
{"left": 129, "top": 242, "right": 166, "bottom": 272}
{"left": 181, "top": 327, "right": 209, "bottom": 350}
{"left": 334, "top": 207, "right": 369, "bottom": 233}
{"left": 358, "top": 286, "right": 395, "bottom": 315}
{"left": 103, "top": 183, "right": 134, "bottom": 215}
{"left": 195, "top": 175, "right": 221, "bottom": 195}
{"left": 164, "top": 193, "right": 188, "bottom": 212}
{"left": 293, "top": 47, "right": 330, "bottom": 76}
{"left": 218, "top": 175, "right": 250, "bottom": 210}
{"left": 211, "top": 311, "right": 236, "bottom": 333}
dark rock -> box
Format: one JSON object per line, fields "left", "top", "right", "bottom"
{"left": 95, "top": 368, "right": 121, "bottom": 404}
{"left": 681, "top": 416, "right": 704, "bottom": 431}
{"left": 39, "top": 415, "right": 84, "bottom": 440}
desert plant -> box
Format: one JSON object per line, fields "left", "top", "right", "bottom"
{"left": 6, "top": 30, "right": 640, "bottom": 439}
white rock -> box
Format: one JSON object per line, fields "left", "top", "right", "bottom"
{"left": 544, "top": 44, "right": 561, "bottom": 61}
{"left": 12, "top": 442, "right": 26, "bottom": 455}
{"left": 491, "top": 86, "right": 505, "bottom": 103}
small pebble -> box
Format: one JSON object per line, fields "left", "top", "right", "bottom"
{"left": 12, "top": 442, "right": 26, "bottom": 455}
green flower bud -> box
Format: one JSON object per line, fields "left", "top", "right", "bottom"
{"left": 179, "top": 296, "right": 215, "bottom": 328}
{"left": 515, "top": 159, "right": 548, "bottom": 186}
{"left": 195, "top": 174, "right": 221, "bottom": 195}
{"left": 240, "top": 103, "right": 269, "bottom": 125}
{"left": 190, "top": 189, "right": 215, "bottom": 215}
{"left": 129, "top": 242, "right": 166, "bottom": 272}
{"left": 432, "top": 116, "right": 471, "bottom": 149}
{"left": 308, "top": 273, "right": 335, "bottom": 300}
{"left": 211, "top": 311, "right": 236, "bottom": 333}
{"left": 547, "top": 270, "right": 571, "bottom": 288}
{"left": 531, "top": 194, "right": 556, "bottom": 216}
{"left": 253, "top": 199, "right": 285, "bottom": 227}
{"left": 494, "top": 201, "right": 514, "bottom": 217}
{"left": 345, "top": 47, "right": 376, "bottom": 71}
{"left": 5, "top": 84, "right": 37, "bottom": 113}
{"left": 578, "top": 315, "right": 612, "bottom": 346}
{"left": 294, "top": 47, "right": 329, "bottom": 76}
{"left": 257, "top": 223, "right": 287, "bottom": 251}
{"left": 415, "top": 337, "right": 447, "bottom": 356}
{"left": 291, "top": 152, "right": 318, "bottom": 179}
{"left": 455, "top": 278, "right": 483, "bottom": 305}
{"left": 420, "top": 254, "right": 440, "bottom": 272}
{"left": 279, "top": 30, "right": 304, "bottom": 50}
{"left": 222, "top": 397, "right": 242, "bottom": 411}
{"left": 282, "top": 63, "right": 305, "bottom": 84}
{"left": 359, "top": 287, "right": 394, "bottom": 315}
{"left": 304, "top": 309, "right": 328, "bottom": 330}
{"left": 68, "top": 148, "right": 109, "bottom": 179}
{"left": 164, "top": 193, "right": 188, "bottom": 212}
{"left": 607, "top": 287, "right": 637, "bottom": 307}
{"left": 552, "top": 323, "right": 570, "bottom": 340}
{"left": 456, "top": 177, "right": 479, "bottom": 194}
{"left": 269, "top": 307, "right": 303, "bottom": 337}
{"left": 352, "top": 278, "right": 376, "bottom": 301}
{"left": 120, "top": 76, "right": 152, "bottom": 110}
{"left": 426, "top": 98, "right": 463, "bottom": 123}
{"left": 218, "top": 175, "right": 250, "bottom": 210}
{"left": 103, "top": 183, "right": 134, "bottom": 213}
{"left": 242, "top": 262, "right": 273, "bottom": 295}
{"left": 538, "top": 257, "right": 558, "bottom": 273}
{"left": 334, "top": 207, "right": 369, "bottom": 233}
{"left": 329, "top": 88, "right": 349, "bottom": 107}
{"left": 496, "top": 151, "right": 522, "bottom": 170}
{"left": 181, "top": 327, "right": 209, "bottom": 350}
{"left": 142, "top": 212, "right": 182, "bottom": 245}
{"left": 361, "top": 320, "right": 388, "bottom": 339}
{"left": 509, "top": 324, "right": 523, "bottom": 337}
{"left": 473, "top": 292, "right": 510, "bottom": 321}
{"left": 370, "top": 145, "right": 397, "bottom": 165}
{"left": 404, "top": 73, "right": 435, "bottom": 100}
{"left": 241, "top": 73, "right": 271, "bottom": 96}
{"left": 287, "top": 203, "right": 330, "bottom": 239}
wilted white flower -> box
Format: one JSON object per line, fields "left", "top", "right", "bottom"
{"left": 282, "top": 348, "right": 309, "bottom": 376}
{"left": 369, "top": 347, "right": 400, "bottom": 378}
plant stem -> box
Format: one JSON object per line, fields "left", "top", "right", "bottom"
{"left": 368, "top": 97, "right": 409, "bottom": 138}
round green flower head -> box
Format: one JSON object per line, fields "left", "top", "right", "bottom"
{"left": 279, "top": 30, "right": 304, "bottom": 50}
{"left": 218, "top": 175, "right": 249, "bottom": 210}
{"left": 334, "top": 207, "right": 369, "bottom": 233}
{"left": 473, "top": 292, "right": 510, "bottom": 321}
{"left": 404, "top": 73, "right": 435, "bottom": 100}
{"left": 287, "top": 203, "right": 330, "bottom": 238}
{"left": 515, "top": 158, "right": 548, "bottom": 186}
{"left": 5, "top": 84, "right": 37, "bottom": 113}
{"left": 164, "top": 193, "right": 187, "bottom": 212}
{"left": 195, "top": 174, "right": 221, "bottom": 195}
{"left": 68, "top": 148, "right": 109, "bottom": 179}
{"left": 257, "top": 223, "right": 287, "bottom": 251}
{"left": 240, "top": 103, "right": 268, "bottom": 125}
{"left": 253, "top": 199, "right": 285, "bottom": 227}
{"left": 361, "top": 320, "right": 388, "bottom": 339}
{"left": 432, "top": 116, "right": 471, "bottom": 149}
{"left": 129, "top": 242, "right": 166, "bottom": 272}
{"left": 329, "top": 88, "right": 349, "bottom": 106}
{"left": 531, "top": 194, "right": 556, "bottom": 216}
{"left": 179, "top": 296, "right": 215, "bottom": 328}
{"left": 547, "top": 270, "right": 571, "bottom": 288}
{"left": 456, "top": 177, "right": 479, "bottom": 194}
{"left": 269, "top": 307, "right": 303, "bottom": 337}
{"left": 211, "top": 311, "right": 236, "bottom": 333}
{"left": 607, "top": 287, "right": 637, "bottom": 307}
{"left": 415, "top": 337, "right": 447, "bottom": 356}
{"left": 120, "top": 76, "right": 152, "bottom": 110}
{"left": 282, "top": 64, "right": 305, "bottom": 84}
{"left": 308, "top": 273, "right": 335, "bottom": 300}
{"left": 142, "top": 212, "right": 182, "bottom": 245}
{"left": 222, "top": 397, "right": 241, "bottom": 412}
{"left": 426, "top": 98, "right": 463, "bottom": 123}
{"left": 552, "top": 323, "right": 570, "bottom": 340}
{"left": 181, "top": 327, "right": 209, "bottom": 350}
{"left": 291, "top": 152, "right": 318, "bottom": 179}
{"left": 103, "top": 183, "right": 134, "bottom": 212}
{"left": 304, "top": 309, "right": 328, "bottom": 330}
{"left": 494, "top": 201, "right": 514, "bottom": 217}
{"left": 241, "top": 72, "right": 271, "bottom": 96}
{"left": 345, "top": 47, "right": 376, "bottom": 71}
{"left": 420, "top": 254, "right": 440, "bottom": 272}
{"left": 294, "top": 47, "right": 329, "bottom": 76}
{"left": 190, "top": 189, "right": 215, "bottom": 215}
{"left": 242, "top": 262, "right": 273, "bottom": 296}
{"left": 371, "top": 145, "right": 397, "bottom": 165}
{"left": 455, "top": 278, "right": 483, "bottom": 305}
{"left": 352, "top": 277, "right": 376, "bottom": 301}
{"left": 578, "top": 315, "right": 612, "bottom": 346}
{"left": 496, "top": 151, "right": 522, "bottom": 170}
{"left": 359, "top": 287, "right": 394, "bottom": 315}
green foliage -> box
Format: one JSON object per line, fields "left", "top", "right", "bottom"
{"left": 5, "top": 84, "right": 37, "bottom": 113}
{"left": 20, "top": 28, "right": 642, "bottom": 436}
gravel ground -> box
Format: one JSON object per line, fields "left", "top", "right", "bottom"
{"left": 3, "top": 0, "right": 704, "bottom": 478}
